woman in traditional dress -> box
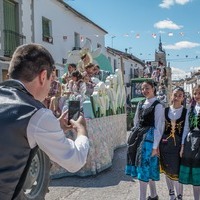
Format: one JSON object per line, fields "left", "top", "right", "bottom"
{"left": 179, "top": 85, "right": 200, "bottom": 200}
{"left": 159, "top": 87, "right": 188, "bottom": 200}
{"left": 125, "top": 80, "right": 165, "bottom": 200}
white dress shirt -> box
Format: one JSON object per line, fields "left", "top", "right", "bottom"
{"left": 27, "top": 108, "right": 89, "bottom": 173}
{"left": 134, "top": 97, "right": 165, "bottom": 149}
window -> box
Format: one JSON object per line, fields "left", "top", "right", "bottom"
{"left": 42, "top": 17, "right": 53, "bottom": 43}
{"left": 74, "top": 32, "right": 80, "bottom": 50}
{"left": 3, "top": 0, "right": 19, "bottom": 57}
{"left": 62, "top": 58, "right": 67, "bottom": 64}
{"left": 130, "top": 68, "right": 133, "bottom": 79}
{"left": 97, "top": 43, "right": 101, "bottom": 48}
{"left": 114, "top": 59, "right": 117, "bottom": 72}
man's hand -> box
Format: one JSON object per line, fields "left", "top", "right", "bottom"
{"left": 58, "top": 110, "right": 71, "bottom": 132}
{"left": 70, "top": 116, "right": 88, "bottom": 137}
{"left": 59, "top": 112, "right": 88, "bottom": 138}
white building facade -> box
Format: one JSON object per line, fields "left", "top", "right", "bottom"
{"left": 106, "top": 47, "right": 145, "bottom": 97}
{"left": 0, "top": 0, "right": 107, "bottom": 81}
{"left": 0, "top": 0, "right": 146, "bottom": 102}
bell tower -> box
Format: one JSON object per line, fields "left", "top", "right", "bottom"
{"left": 155, "top": 36, "right": 166, "bottom": 67}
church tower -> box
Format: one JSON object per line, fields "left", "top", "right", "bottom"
{"left": 155, "top": 36, "right": 167, "bottom": 67}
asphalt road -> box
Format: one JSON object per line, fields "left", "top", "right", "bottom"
{"left": 45, "top": 146, "right": 194, "bottom": 200}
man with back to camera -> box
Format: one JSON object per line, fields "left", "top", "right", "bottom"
{"left": 0, "top": 43, "right": 89, "bottom": 200}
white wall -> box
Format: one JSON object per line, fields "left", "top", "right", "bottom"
{"left": 32, "top": 0, "right": 106, "bottom": 75}
{"left": 106, "top": 50, "right": 144, "bottom": 98}
{"left": 22, "top": 0, "right": 32, "bottom": 43}
{"left": 184, "top": 81, "right": 195, "bottom": 97}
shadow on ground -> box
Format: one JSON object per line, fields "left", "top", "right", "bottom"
{"left": 49, "top": 146, "right": 133, "bottom": 188}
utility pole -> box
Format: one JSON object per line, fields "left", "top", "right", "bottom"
{"left": 111, "top": 36, "right": 116, "bottom": 48}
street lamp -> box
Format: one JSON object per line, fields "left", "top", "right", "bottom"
{"left": 111, "top": 36, "right": 116, "bottom": 48}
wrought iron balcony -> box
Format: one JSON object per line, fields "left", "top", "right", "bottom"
{"left": 3, "top": 29, "right": 26, "bottom": 57}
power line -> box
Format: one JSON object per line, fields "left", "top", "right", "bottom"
{"left": 144, "top": 57, "right": 200, "bottom": 62}
{"left": 167, "top": 57, "right": 200, "bottom": 62}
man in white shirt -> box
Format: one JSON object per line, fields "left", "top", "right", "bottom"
{"left": 0, "top": 43, "right": 89, "bottom": 200}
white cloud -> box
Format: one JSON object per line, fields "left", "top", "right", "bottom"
{"left": 159, "top": 0, "right": 174, "bottom": 8}
{"left": 175, "top": 0, "right": 191, "bottom": 5}
{"left": 163, "top": 41, "right": 200, "bottom": 50}
{"left": 171, "top": 67, "right": 190, "bottom": 80}
{"left": 154, "top": 20, "right": 183, "bottom": 30}
{"left": 159, "top": 0, "right": 191, "bottom": 8}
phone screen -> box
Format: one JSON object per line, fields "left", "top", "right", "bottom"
{"left": 68, "top": 100, "right": 80, "bottom": 124}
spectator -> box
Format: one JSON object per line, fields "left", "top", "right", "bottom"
{"left": 157, "top": 85, "right": 167, "bottom": 106}
{"left": 144, "top": 65, "right": 151, "bottom": 78}
{"left": 151, "top": 68, "right": 161, "bottom": 83}
{"left": 84, "top": 63, "right": 95, "bottom": 77}
{"left": 82, "top": 71, "right": 96, "bottom": 97}
{"left": 93, "top": 64, "right": 110, "bottom": 82}
{"left": 48, "top": 69, "right": 62, "bottom": 117}
{"left": 0, "top": 43, "right": 89, "bottom": 200}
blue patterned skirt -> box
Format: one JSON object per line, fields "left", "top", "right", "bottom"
{"left": 125, "top": 127, "right": 159, "bottom": 182}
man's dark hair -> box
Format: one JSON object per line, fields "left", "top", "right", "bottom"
{"left": 68, "top": 63, "right": 77, "bottom": 69}
{"left": 71, "top": 70, "right": 83, "bottom": 81}
{"left": 85, "top": 63, "right": 94, "bottom": 69}
{"left": 94, "top": 64, "right": 100, "bottom": 69}
{"left": 9, "top": 43, "right": 55, "bottom": 82}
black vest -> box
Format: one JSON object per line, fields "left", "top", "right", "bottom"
{"left": 0, "top": 80, "right": 44, "bottom": 199}
{"left": 163, "top": 107, "right": 187, "bottom": 137}
{"left": 138, "top": 100, "right": 160, "bottom": 127}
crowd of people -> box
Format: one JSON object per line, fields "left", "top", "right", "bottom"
{"left": 43, "top": 60, "right": 110, "bottom": 117}
{"left": 1, "top": 42, "right": 200, "bottom": 200}
{"left": 126, "top": 80, "right": 200, "bottom": 200}
{"left": 145, "top": 65, "right": 168, "bottom": 106}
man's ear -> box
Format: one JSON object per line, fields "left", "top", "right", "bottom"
{"left": 39, "top": 70, "right": 47, "bottom": 86}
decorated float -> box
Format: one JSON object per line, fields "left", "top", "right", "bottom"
{"left": 50, "top": 41, "right": 127, "bottom": 178}
{"left": 21, "top": 42, "right": 127, "bottom": 199}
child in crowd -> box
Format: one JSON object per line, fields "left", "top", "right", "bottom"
{"left": 159, "top": 87, "right": 188, "bottom": 200}
{"left": 82, "top": 71, "right": 96, "bottom": 97}
{"left": 125, "top": 80, "right": 165, "bottom": 200}
{"left": 179, "top": 85, "right": 200, "bottom": 200}
{"left": 45, "top": 68, "right": 62, "bottom": 116}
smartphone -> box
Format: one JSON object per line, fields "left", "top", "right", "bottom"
{"left": 68, "top": 100, "right": 80, "bottom": 124}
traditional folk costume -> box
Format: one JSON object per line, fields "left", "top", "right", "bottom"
{"left": 179, "top": 103, "right": 200, "bottom": 186}
{"left": 125, "top": 97, "right": 164, "bottom": 182}
{"left": 159, "top": 106, "right": 188, "bottom": 180}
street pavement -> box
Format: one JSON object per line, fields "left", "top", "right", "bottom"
{"left": 45, "top": 146, "right": 194, "bottom": 200}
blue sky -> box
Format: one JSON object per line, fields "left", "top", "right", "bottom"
{"left": 65, "top": 0, "right": 200, "bottom": 79}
